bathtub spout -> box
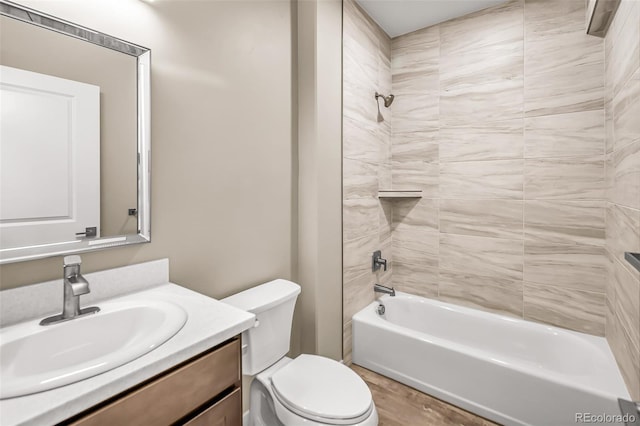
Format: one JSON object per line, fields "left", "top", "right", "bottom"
{"left": 374, "top": 283, "right": 395, "bottom": 297}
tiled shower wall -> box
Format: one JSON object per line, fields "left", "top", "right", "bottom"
{"left": 343, "top": 0, "right": 639, "bottom": 398}
{"left": 388, "top": 0, "right": 608, "bottom": 335}
{"left": 342, "top": 0, "right": 392, "bottom": 364}
{"left": 604, "top": 0, "right": 640, "bottom": 400}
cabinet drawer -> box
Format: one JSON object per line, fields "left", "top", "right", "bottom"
{"left": 183, "top": 388, "right": 241, "bottom": 426}
{"left": 71, "top": 339, "right": 240, "bottom": 426}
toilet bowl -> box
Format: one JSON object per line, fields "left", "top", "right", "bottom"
{"left": 222, "top": 279, "right": 378, "bottom": 426}
{"left": 251, "top": 356, "right": 378, "bottom": 426}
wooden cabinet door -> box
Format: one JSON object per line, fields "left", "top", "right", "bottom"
{"left": 70, "top": 339, "right": 240, "bottom": 426}
{"left": 183, "top": 388, "right": 241, "bottom": 426}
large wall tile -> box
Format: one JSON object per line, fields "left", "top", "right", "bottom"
{"left": 609, "top": 311, "right": 640, "bottom": 399}
{"left": 376, "top": 232, "right": 394, "bottom": 286}
{"left": 524, "top": 200, "right": 605, "bottom": 246}
{"left": 392, "top": 93, "right": 439, "bottom": 132}
{"left": 393, "top": 228, "right": 439, "bottom": 266}
{"left": 610, "top": 140, "right": 640, "bottom": 237}
{"left": 439, "top": 120, "right": 524, "bottom": 162}
{"left": 605, "top": 100, "right": 614, "bottom": 154}
{"left": 344, "top": 271, "right": 375, "bottom": 323}
{"left": 344, "top": 233, "right": 378, "bottom": 288}
{"left": 391, "top": 131, "right": 439, "bottom": 163}
{"left": 524, "top": 282, "right": 605, "bottom": 335}
{"left": 612, "top": 71, "right": 640, "bottom": 152}
{"left": 524, "top": 110, "right": 604, "bottom": 158}
{"left": 605, "top": 153, "right": 614, "bottom": 201}
{"left": 392, "top": 160, "right": 439, "bottom": 196}
{"left": 524, "top": 0, "right": 584, "bottom": 38}
{"left": 343, "top": 0, "right": 391, "bottom": 357}
{"left": 392, "top": 201, "right": 439, "bottom": 262}
{"left": 440, "top": 234, "right": 524, "bottom": 282}
{"left": 526, "top": 30, "right": 603, "bottom": 77}
{"left": 343, "top": 198, "right": 380, "bottom": 242}
{"left": 524, "top": 62, "right": 604, "bottom": 117}
{"left": 379, "top": 200, "right": 393, "bottom": 242}
{"left": 605, "top": 0, "right": 640, "bottom": 99}
{"left": 393, "top": 198, "right": 439, "bottom": 231}
{"left": 606, "top": 250, "right": 616, "bottom": 336}
{"left": 440, "top": 49, "right": 523, "bottom": 92}
{"left": 524, "top": 241, "right": 606, "bottom": 292}
{"left": 440, "top": 77, "right": 524, "bottom": 126}
{"left": 394, "top": 261, "right": 438, "bottom": 298}
{"left": 439, "top": 271, "right": 523, "bottom": 317}
{"left": 343, "top": 116, "right": 381, "bottom": 163}
{"left": 606, "top": 204, "right": 640, "bottom": 277}
{"left": 524, "top": 0, "right": 604, "bottom": 117}
{"left": 524, "top": 156, "right": 604, "bottom": 200}
{"left": 440, "top": 160, "right": 524, "bottom": 199}
{"left": 613, "top": 257, "right": 640, "bottom": 351}
{"left": 343, "top": 320, "right": 353, "bottom": 365}
{"left": 439, "top": 1, "right": 524, "bottom": 126}
{"left": 343, "top": 158, "right": 378, "bottom": 199}
{"left": 440, "top": 199, "right": 523, "bottom": 240}
{"left": 392, "top": 25, "right": 439, "bottom": 92}
{"left": 524, "top": 0, "right": 601, "bottom": 73}
{"left": 440, "top": 0, "right": 523, "bottom": 58}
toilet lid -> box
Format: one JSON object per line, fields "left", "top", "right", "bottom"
{"left": 270, "top": 355, "right": 373, "bottom": 423}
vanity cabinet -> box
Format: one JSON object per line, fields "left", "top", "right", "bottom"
{"left": 65, "top": 337, "right": 241, "bottom": 426}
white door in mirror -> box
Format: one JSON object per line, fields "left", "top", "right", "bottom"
{"left": 0, "top": 65, "right": 100, "bottom": 249}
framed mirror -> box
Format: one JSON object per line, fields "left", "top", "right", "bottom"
{"left": 0, "top": 0, "right": 151, "bottom": 264}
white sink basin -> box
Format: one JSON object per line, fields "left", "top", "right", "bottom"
{"left": 0, "top": 299, "right": 187, "bottom": 399}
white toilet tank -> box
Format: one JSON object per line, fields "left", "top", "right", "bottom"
{"left": 221, "top": 279, "right": 301, "bottom": 375}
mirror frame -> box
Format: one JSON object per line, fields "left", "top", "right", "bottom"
{"left": 0, "top": 0, "right": 151, "bottom": 264}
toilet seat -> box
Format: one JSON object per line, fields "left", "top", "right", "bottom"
{"left": 270, "top": 354, "right": 373, "bottom": 425}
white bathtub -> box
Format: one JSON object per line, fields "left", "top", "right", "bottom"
{"left": 352, "top": 292, "right": 630, "bottom": 426}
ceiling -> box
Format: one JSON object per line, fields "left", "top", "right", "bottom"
{"left": 356, "top": 0, "right": 508, "bottom": 38}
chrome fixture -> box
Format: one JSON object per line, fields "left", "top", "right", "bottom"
{"left": 375, "top": 92, "right": 394, "bottom": 108}
{"left": 40, "top": 255, "right": 100, "bottom": 326}
{"left": 374, "top": 283, "right": 395, "bottom": 297}
{"left": 372, "top": 250, "right": 388, "bottom": 272}
{"left": 377, "top": 303, "right": 386, "bottom": 315}
{"left": 586, "top": 0, "right": 621, "bottom": 38}
{"left": 625, "top": 252, "right": 640, "bottom": 273}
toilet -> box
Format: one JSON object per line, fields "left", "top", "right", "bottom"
{"left": 222, "top": 279, "right": 378, "bottom": 426}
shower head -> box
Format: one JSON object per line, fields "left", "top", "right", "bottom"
{"left": 375, "top": 92, "right": 395, "bottom": 108}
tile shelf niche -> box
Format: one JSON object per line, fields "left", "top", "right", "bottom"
{"left": 377, "top": 190, "right": 423, "bottom": 199}
{"left": 625, "top": 252, "right": 640, "bottom": 273}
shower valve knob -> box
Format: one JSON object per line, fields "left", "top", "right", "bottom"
{"left": 372, "top": 250, "right": 388, "bottom": 272}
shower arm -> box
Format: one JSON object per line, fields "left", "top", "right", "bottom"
{"left": 374, "top": 92, "right": 394, "bottom": 108}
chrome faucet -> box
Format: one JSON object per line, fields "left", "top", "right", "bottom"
{"left": 374, "top": 283, "right": 395, "bottom": 297}
{"left": 40, "top": 256, "right": 100, "bottom": 326}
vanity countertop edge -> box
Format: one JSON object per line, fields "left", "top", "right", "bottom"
{"left": 0, "top": 282, "right": 255, "bottom": 426}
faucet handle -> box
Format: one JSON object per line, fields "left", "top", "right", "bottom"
{"left": 63, "top": 255, "right": 82, "bottom": 267}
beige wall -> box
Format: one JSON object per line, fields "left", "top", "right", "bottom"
{"left": 604, "top": 0, "right": 640, "bottom": 400}
{"left": 1, "top": 0, "right": 345, "bottom": 365}
{"left": 0, "top": 0, "right": 296, "bottom": 301}
{"left": 1, "top": 0, "right": 299, "bottom": 409}
{"left": 297, "top": 0, "right": 343, "bottom": 360}
{"left": 343, "top": 0, "right": 611, "bottom": 361}
{"left": 0, "top": 15, "right": 138, "bottom": 237}
{"left": 342, "top": 0, "right": 392, "bottom": 364}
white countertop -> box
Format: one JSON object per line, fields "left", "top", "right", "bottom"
{"left": 0, "top": 260, "right": 255, "bottom": 426}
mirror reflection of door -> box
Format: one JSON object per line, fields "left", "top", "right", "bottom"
{"left": 0, "top": 65, "right": 100, "bottom": 249}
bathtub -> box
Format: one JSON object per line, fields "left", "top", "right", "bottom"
{"left": 352, "top": 292, "right": 631, "bottom": 426}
